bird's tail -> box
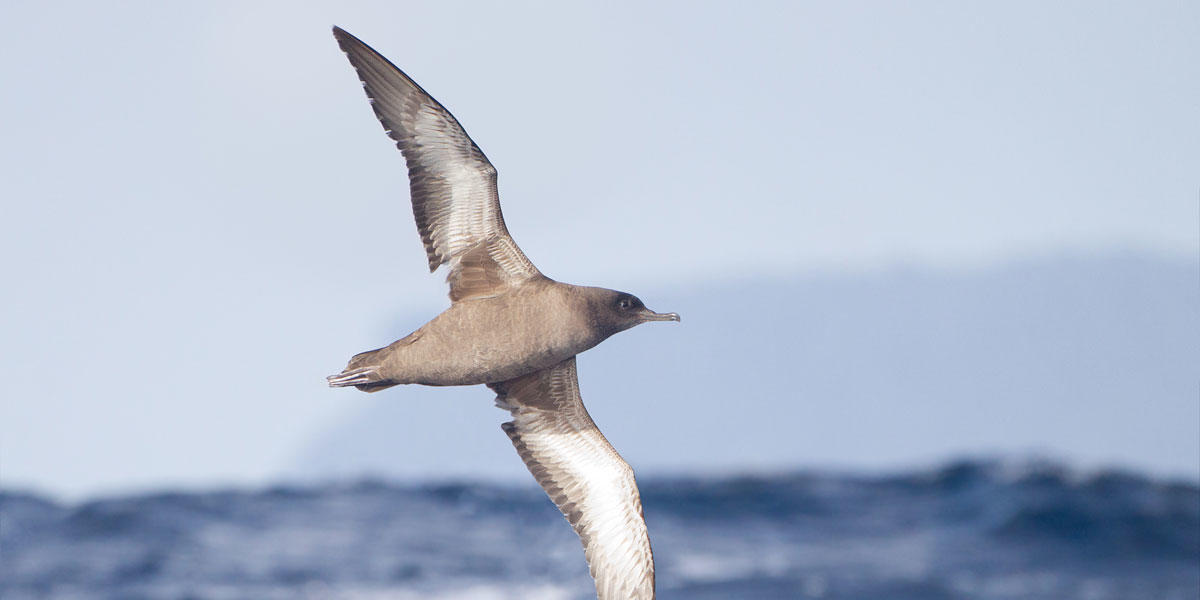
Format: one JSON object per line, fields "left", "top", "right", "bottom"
{"left": 326, "top": 348, "right": 397, "bottom": 393}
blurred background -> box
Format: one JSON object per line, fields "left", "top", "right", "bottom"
{"left": 1, "top": 2, "right": 1196, "bottom": 599}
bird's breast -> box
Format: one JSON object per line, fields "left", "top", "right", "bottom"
{"left": 411, "top": 286, "right": 597, "bottom": 385}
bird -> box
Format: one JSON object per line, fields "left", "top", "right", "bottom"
{"left": 326, "top": 26, "right": 678, "bottom": 600}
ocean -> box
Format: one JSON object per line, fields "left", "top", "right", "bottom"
{"left": 2, "top": 459, "right": 1196, "bottom": 600}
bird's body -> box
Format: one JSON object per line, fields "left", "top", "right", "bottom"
{"left": 333, "top": 279, "right": 635, "bottom": 388}
{"left": 326, "top": 26, "right": 676, "bottom": 600}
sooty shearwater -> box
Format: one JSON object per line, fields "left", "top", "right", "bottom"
{"left": 326, "top": 27, "right": 677, "bottom": 600}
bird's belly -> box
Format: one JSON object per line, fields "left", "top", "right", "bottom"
{"left": 401, "top": 301, "right": 588, "bottom": 386}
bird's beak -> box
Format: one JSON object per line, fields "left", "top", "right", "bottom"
{"left": 640, "top": 309, "right": 681, "bottom": 323}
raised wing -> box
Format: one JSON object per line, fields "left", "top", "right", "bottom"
{"left": 333, "top": 27, "right": 540, "bottom": 301}
{"left": 490, "top": 358, "right": 655, "bottom": 600}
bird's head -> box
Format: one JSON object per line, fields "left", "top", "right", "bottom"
{"left": 589, "top": 288, "right": 680, "bottom": 337}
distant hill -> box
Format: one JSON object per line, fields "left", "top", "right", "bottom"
{"left": 288, "top": 252, "right": 1199, "bottom": 484}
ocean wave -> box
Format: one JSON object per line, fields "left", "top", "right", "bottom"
{"left": 2, "top": 458, "right": 1196, "bottom": 600}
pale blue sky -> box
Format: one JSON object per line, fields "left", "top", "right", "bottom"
{"left": 1, "top": 1, "right": 1196, "bottom": 499}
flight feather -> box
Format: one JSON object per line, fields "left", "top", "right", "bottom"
{"left": 332, "top": 27, "right": 540, "bottom": 301}
{"left": 491, "top": 358, "right": 655, "bottom": 600}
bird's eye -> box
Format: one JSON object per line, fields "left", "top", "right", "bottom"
{"left": 618, "top": 297, "right": 633, "bottom": 310}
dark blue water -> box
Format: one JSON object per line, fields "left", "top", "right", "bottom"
{"left": 3, "top": 459, "right": 1197, "bottom": 599}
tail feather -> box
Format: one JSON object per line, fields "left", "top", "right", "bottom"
{"left": 326, "top": 366, "right": 399, "bottom": 392}
{"left": 329, "top": 335, "right": 419, "bottom": 393}
{"left": 326, "top": 366, "right": 382, "bottom": 387}
{"left": 327, "top": 346, "right": 398, "bottom": 392}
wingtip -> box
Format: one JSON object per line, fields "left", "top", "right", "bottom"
{"left": 331, "top": 26, "right": 359, "bottom": 48}
{"left": 331, "top": 26, "right": 352, "bottom": 51}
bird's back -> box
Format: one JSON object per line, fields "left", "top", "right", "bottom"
{"left": 343, "top": 280, "right": 603, "bottom": 387}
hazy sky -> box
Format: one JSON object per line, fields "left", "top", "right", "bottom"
{"left": 2, "top": 1, "right": 1196, "bottom": 499}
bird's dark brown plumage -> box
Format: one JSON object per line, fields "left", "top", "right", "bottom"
{"left": 326, "top": 26, "right": 676, "bottom": 600}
